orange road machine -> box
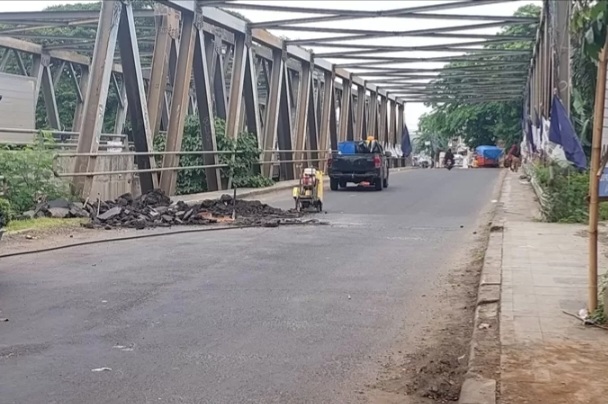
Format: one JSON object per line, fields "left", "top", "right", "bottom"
{"left": 292, "top": 167, "right": 324, "bottom": 212}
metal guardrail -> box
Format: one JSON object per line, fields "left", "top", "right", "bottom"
{"left": 51, "top": 149, "right": 334, "bottom": 178}
{"left": 51, "top": 149, "right": 404, "bottom": 178}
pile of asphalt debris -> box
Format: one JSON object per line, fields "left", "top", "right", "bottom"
{"left": 80, "top": 189, "right": 324, "bottom": 230}
{"left": 19, "top": 198, "right": 89, "bottom": 220}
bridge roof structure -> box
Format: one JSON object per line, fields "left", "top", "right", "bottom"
{"left": 0, "top": 0, "right": 539, "bottom": 105}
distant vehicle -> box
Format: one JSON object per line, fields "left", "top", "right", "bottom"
{"left": 416, "top": 155, "right": 431, "bottom": 169}
{"left": 328, "top": 140, "right": 390, "bottom": 191}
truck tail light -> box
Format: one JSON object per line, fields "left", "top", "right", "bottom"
{"left": 374, "top": 155, "right": 381, "bottom": 168}
{"left": 327, "top": 157, "right": 333, "bottom": 168}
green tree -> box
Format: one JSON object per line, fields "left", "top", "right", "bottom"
{"left": 417, "top": 4, "right": 540, "bottom": 149}
{"left": 1, "top": 1, "right": 156, "bottom": 132}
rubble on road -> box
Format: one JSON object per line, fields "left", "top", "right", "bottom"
{"left": 81, "top": 189, "right": 323, "bottom": 230}
{"left": 22, "top": 198, "right": 89, "bottom": 220}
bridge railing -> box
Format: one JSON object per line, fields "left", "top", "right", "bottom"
{"left": 51, "top": 149, "right": 405, "bottom": 198}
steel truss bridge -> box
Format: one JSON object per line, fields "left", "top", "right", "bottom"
{"left": 0, "top": 0, "right": 568, "bottom": 198}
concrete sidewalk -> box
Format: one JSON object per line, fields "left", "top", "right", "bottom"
{"left": 498, "top": 173, "right": 608, "bottom": 404}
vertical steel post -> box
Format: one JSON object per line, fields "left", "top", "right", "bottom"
{"left": 355, "top": 85, "right": 366, "bottom": 139}
{"left": 147, "top": 5, "right": 173, "bottom": 137}
{"left": 242, "top": 48, "right": 262, "bottom": 145}
{"left": 329, "top": 80, "right": 338, "bottom": 152}
{"left": 378, "top": 95, "right": 388, "bottom": 146}
{"left": 112, "top": 74, "right": 128, "bottom": 134}
{"left": 41, "top": 60, "right": 61, "bottom": 129}
{"left": 193, "top": 10, "right": 221, "bottom": 192}
{"left": 389, "top": 100, "right": 397, "bottom": 148}
{"left": 73, "top": 0, "right": 121, "bottom": 197}
{"left": 31, "top": 55, "right": 43, "bottom": 99}
{"left": 554, "top": 0, "right": 570, "bottom": 115}
{"left": 159, "top": 9, "right": 195, "bottom": 195}
{"left": 225, "top": 32, "right": 247, "bottom": 140}
{"left": 261, "top": 49, "right": 284, "bottom": 178}
{"left": 14, "top": 50, "right": 28, "bottom": 76}
{"left": 278, "top": 61, "right": 295, "bottom": 180}
{"left": 295, "top": 60, "right": 313, "bottom": 165}
{"left": 71, "top": 64, "right": 89, "bottom": 132}
{"left": 118, "top": 2, "right": 158, "bottom": 193}
{"left": 367, "top": 91, "right": 378, "bottom": 138}
{"left": 211, "top": 36, "right": 228, "bottom": 121}
{"left": 339, "top": 75, "right": 352, "bottom": 142}
{"left": 347, "top": 91, "right": 355, "bottom": 141}
{"left": 319, "top": 70, "right": 334, "bottom": 171}
{"left": 0, "top": 49, "right": 11, "bottom": 71}
{"left": 306, "top": 69, "right": 320, "bottom": 168}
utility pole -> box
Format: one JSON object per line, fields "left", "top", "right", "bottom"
{"left": 588, "top": 40, "right": 608, "bottom": 313}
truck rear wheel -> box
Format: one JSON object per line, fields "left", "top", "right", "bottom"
{"left": 330, "top": 178, "right": 339, "bottom": 191}
{"left": 375, "top": 178, "right": 383, "bottom": 191}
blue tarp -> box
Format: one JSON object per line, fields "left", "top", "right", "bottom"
{"left": 337, "top": 141, "right": 356, "bottom": 155}
{"left": 475, "top": 145, "right": 503, "bottom": 160}
{"left": 549, "top": 95, "right": 587, "bottom": 170}
{"left": 401, "top": 124, "right": 412, "bottom": 157}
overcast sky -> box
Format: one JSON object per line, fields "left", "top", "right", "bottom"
{"left": 3, "top": 0, "right": 539, "bottom": 130}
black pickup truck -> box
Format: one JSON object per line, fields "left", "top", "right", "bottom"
{"left": 327, "top": 143, "right": 391, "bottom": 191}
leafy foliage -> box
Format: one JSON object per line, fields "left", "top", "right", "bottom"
{"left": 533, "top": 163, "right": 608, "bottom": 223}
{"left": 0, "top": 132, "right": 71, "bottom": 214}
{"left": 570, "top": 0, "right": 608, "bottom": 155}
{"left": 153, "top": 116, "right": 211, "bottom": 195}
{"left": 572, "top": 0, "right": 608, "bottom": 61}
{"left": 154, "top": 118, "right": 273, "bottom": 195}
{"left": 0, "top": 1, "right": 156, "bottom": 131}
{"left": 0, "top": 198, "right": 12, "bottom": 227}
{"left": 214, "top": 122, "right": 274, "bottom": 189}
{"left": 417, "top": 5, "right": 540, "bottom": 151}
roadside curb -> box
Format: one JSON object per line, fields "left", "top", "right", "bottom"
{"left": 522, "top": 163, "right": 547, "bottom": 207}
{"left": 458, "top": 169, "right": 506, "bottom": 404}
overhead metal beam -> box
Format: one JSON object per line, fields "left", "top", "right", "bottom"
{"left": 311, "top": 41, "right": 532, "bottom": 51}
{"left": 332, "top": 54, "right": 531, "bottom": 66}
{"left": 287, "top": 21, "right": 530, "bottom": 46}
{"left": 254, "top": 12, "right": 536, "bottom": 30}
{"left": 331, "top": 48, "right": 532, "bottom": 60}
{"left": 158, "top": 0, "right": 404, "bottom": 102}
{"left": 227, "top": 0, "right": 517, "bottom": 28}
{"left": 0, "top": 9, "right": 155, "bottom": 21}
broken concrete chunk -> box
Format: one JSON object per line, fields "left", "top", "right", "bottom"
{"left": 97, "top": 206, "right": 122, "bottom": 221}
{"left": 47, "top": 207, "right": 70, "bottom": 219}
{"left": 20, "top": 210, "right": 35, "bottom": 220}
{"left": 183, "top": 209, "right": 194, "bottom": 221}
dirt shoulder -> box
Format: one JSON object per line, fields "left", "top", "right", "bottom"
{"left": 364, "top": 171, "right": 506, "bottom": 403}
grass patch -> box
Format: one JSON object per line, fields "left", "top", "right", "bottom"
{"left": 6, "top": 217, "right": 85, "bottom": 232}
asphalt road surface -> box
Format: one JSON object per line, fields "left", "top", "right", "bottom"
{"left": 1, "top": 168, "right": 500, "bottom": 404}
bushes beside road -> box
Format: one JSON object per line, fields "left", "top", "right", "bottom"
{"left": 0, "top": 133, "right": 72, "bottom": 218}
{"left": 531, "top": 163, "right": 608, "bottom": 223}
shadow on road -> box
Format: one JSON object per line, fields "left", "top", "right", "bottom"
{"left": 334, "top": 185, "right": 388, "bottom": 193}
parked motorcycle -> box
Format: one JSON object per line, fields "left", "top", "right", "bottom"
{"left": 445, "top": 159, "right": 454, "bottom": 170}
